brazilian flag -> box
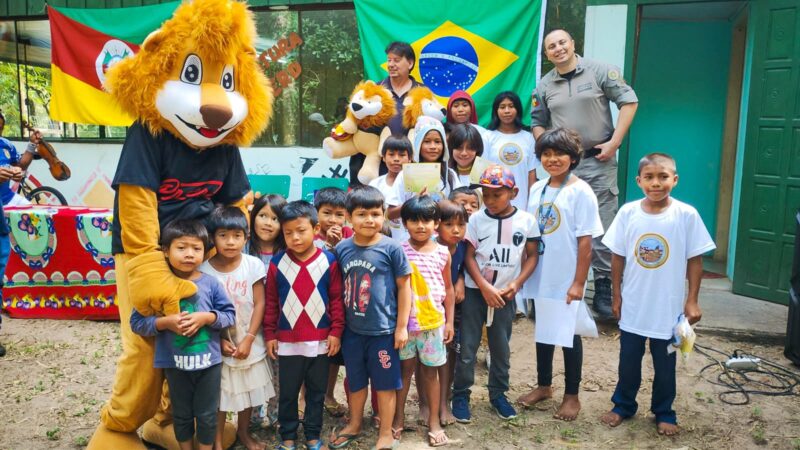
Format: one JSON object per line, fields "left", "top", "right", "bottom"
{"left": 354, "top": 0, "right": 545, "bottom": 126}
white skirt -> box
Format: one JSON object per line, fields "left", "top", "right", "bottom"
{"left": 220, "top": 358, "right": 276, "bottom": 413}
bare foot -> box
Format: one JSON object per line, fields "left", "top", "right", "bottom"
{"left": 657, "top": 422, "right": 679, "bottom": 436}
{"left": 375, "top": 435, "right": 397, "bottom": 450}
{"left": 238, "top": 430, "right": 266, "bottom": 450}
{"left": 554, "top": 394, "right": 581, "bottom": 421}
{"left": 516, "top": 386, "right": 553, "bottom": 408}
{"left": 418, "top": 404, "right": 431, "bottom": 427}
{"left": 439, "top": 407, "right": 457, "bottom": 427}
{"left": 600, "top": 410, "right": 624, "bottom": 427}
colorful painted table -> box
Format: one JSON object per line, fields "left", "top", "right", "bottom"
{"left": 1, "top": 206, "right": 118, "bottom": 320}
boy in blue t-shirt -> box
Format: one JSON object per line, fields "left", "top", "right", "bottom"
{"left": 130, "top": 219, "right": 235, "bottom": 450}
{"left": 330, "top": 186, "right": 412, "bottom": 450}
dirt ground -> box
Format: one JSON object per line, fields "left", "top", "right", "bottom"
{"left": 1, "top": 316, "right": 799, "bottom": 450}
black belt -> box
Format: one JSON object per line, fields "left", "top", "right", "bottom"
{"left": 583, "top": 147, "right": 601, "bottom": 158}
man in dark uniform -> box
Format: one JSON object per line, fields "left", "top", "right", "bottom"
{"left": 531, "top": 29, "right": 639, "bottom": 320}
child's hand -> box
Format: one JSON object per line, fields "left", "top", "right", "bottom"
{"left": 327, "top": 335, "right": 341, "bottom": 357}
{"left": 266, "top": 339, "right": 279, "bottom": 360}
{"left": 234, "top": 335, "right": 254, "bottom": 360}
{"left": 443, "top": 323, "right": 454, "bottom": 344}
{"left": 161, "top": 312, "right": 187, "bottom": 334}
{"left": 179, "top": 312, "right": 214, "bottom": 337}
{"left": 566, "top": 281, "right": 584, "bottom": 304}
{"left": 499, "top": 282, "right": 520, "bottom": 302}
{"left": 684, "top": 302, "right": 702, "bottom": 325}
{"left": 454, "top": 278, "right": 465, "bottom": 304}
{"left": 221, "top": 339, "right": 237, "bottom": 357}
{"left": 326, "top": 225, "right": 343, "bottom": 247}
{"left": 394, "top": 327, "right": 408, "bottom": 350}
{"left": 480, "top": 284, "right": 505, "bottom": 309}
{"left": 611, "top": 294, "right": 622, "bottom": 320}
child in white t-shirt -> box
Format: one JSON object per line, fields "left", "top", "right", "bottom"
{"left": 369, "top": 135, "right": 412, "bottom": 242}
{"left": 199, "top": 207, "right": 273, "bottom": 450}
{"left": 599, "top": 153, "right": 715, "bottom": 436}
{"left": 452, "top": 164, "right": 539, "bottom": 423}
{"left": 486, "top": 91, "right": 540, "bottom": 211}
{"left": 518, "top": 128, "right": 604, "bottom": 422}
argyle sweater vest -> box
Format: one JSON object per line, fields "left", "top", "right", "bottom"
{"left": 263, "top": 248, "right": 345, "bottom": 343}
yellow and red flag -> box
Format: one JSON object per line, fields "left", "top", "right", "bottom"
{"left": 48, "top": 2, "right": 179, "bottom": 126}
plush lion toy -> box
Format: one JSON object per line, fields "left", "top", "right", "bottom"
{"left": 322, "top": 80, "right": 395, "bottom": 184}
{"left": 87, "top": 1, "right": 272, "bottom": 450}
{"left": 377, "top": 86, "right": 445, "bottom": 162}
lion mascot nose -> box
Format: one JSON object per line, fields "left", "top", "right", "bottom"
{"left": 351, "top": 103, "right": 363, "bottom": 112}
{"left": 200, "top": 84, "right": 233, "bottom": 129}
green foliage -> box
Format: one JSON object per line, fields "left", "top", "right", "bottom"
{"left": 541, "top": 0, "right": 587, "bottom": 74}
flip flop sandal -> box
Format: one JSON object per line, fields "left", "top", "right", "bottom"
{"left": 324, "top": 401, "right": 348, "bottom": 417}
{"left": 306, "top": 440, "right": 326, "bottom": 450}
{"left": 428, "top": 430, "right": 449, "bottom": 447}
{"left": 276, "top": 443, "right": 296, "bottom": 450}
{"left": 329, "top": 428, "right": 360, "bottom": 449}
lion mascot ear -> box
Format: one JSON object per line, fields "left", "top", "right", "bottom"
{"left": 104, "top": 0, "right": 272, "bottom": 149}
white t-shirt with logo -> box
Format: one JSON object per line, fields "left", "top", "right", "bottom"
{"left": 199, "top": 254, "right": 267, "bottom": 367}
{"left": 485, "top": 129, "right": 539, "bottom": 210}
{"left": 465, "top": 208, "right": 540, "bottom": 290}
{"left": 523, "top": 178, "right": 604, "bottom": 300}
{"left": 602, "top": 199, "right": 716, "bottom": 339}
{"left": 369, "top": 174, "right": 409, "bottom": 242}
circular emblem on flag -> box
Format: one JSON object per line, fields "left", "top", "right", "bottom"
{"left": 498, "top": 142, "right": 523, "bottom": 166}
{"left": 419, "top": 36, "right": 479, "bottom": 97}
{"left": 95, "top": 39, "right": 135, "bottom": 85}
{"left": 635, "top": 233, "right": 669, "bottom": 269}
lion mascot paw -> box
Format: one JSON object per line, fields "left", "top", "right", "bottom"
{"left": 322, "top": 80, "right": 396, "bottom": 184}
{"left": 87, "top": 1, "right": 272, "bottom": 449}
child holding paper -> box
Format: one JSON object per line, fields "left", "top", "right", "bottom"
{"left": 518, "top": 128, "right": 604, "bottom": 422}
{"left": 386, "top": 116, "right": 461, "bottom": 219}
{"left": 599, "top": 153, "right": 714, "bottom": 436}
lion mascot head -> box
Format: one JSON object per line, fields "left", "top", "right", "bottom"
{"left": 104, "top": 0, "right": 272, "bottom": 148}
{"left": 402, "top": 86, "right": 446, "bottom": 130}
{"left": 323, "top": 80, "right": 396, "bottom": 184}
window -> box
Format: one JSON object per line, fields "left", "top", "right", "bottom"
{"left": 252, "top": 7, "right": 363, "bottom": 147}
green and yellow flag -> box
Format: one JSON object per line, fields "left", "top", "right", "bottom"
{"left": 354, "top": 0, "right": 545, "bottom": 126}
{"left": 48, "top": 2, "right": 179, "bottom": 126}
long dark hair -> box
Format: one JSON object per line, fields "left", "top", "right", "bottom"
{"left": 447, "top": 123, "right": 484, "bottom": 171}
{"left": 488, "top": 91, "right": 525, "bottom": 132}
{"left": 248, "top": 194, "right": 287, "bottom": 257}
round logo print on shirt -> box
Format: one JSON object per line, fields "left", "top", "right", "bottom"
{"left": 537, "top": 203, "right": 561, "bottom": 235}
{"left": 635, "top": 233, "right": 669, "bottom": 269}
{"left": 498, "top": 142, "right": 523, "bottom": 166}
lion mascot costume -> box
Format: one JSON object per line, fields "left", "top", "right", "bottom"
{"left": 86, "top": 1, "right": 272, "bottom": 449}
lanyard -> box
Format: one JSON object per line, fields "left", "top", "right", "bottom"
{"left": 536, "top": 173, "right": 570, "bottom": 254}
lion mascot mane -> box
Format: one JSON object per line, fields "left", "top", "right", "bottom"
{"left": 87, "top": 1, "right": 272, "bottom": 449}
{"left": 322, "top": 80, "right": 395, "bottom": 184}
{"left": 376, "top": 86, "right": 444, "bottom": 164}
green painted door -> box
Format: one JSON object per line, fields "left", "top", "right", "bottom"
{"left": 733, "top": 0, "right": 800, "bottom": 304}
{"left": 627, "top": 19, "right": 732, "bottom": 236}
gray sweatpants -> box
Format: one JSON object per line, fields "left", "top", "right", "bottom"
{"left": 453, "top": 288, "right": 515, "bottom": 400}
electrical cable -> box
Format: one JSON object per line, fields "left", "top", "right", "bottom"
{"left": 693, "top": 343, "right": 800, "bottom": 405}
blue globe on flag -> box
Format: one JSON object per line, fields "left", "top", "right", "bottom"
{"left": 419, "top": 36, "right": 479, "bottom": 97}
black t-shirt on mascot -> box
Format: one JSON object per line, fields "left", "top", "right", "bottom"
{"left": 111, "top": 122, "right": 250, "bottom": 254}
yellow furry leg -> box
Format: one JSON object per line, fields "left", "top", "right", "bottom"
{"left": 141, "top": 419, "right": 237, "bottom": 450}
